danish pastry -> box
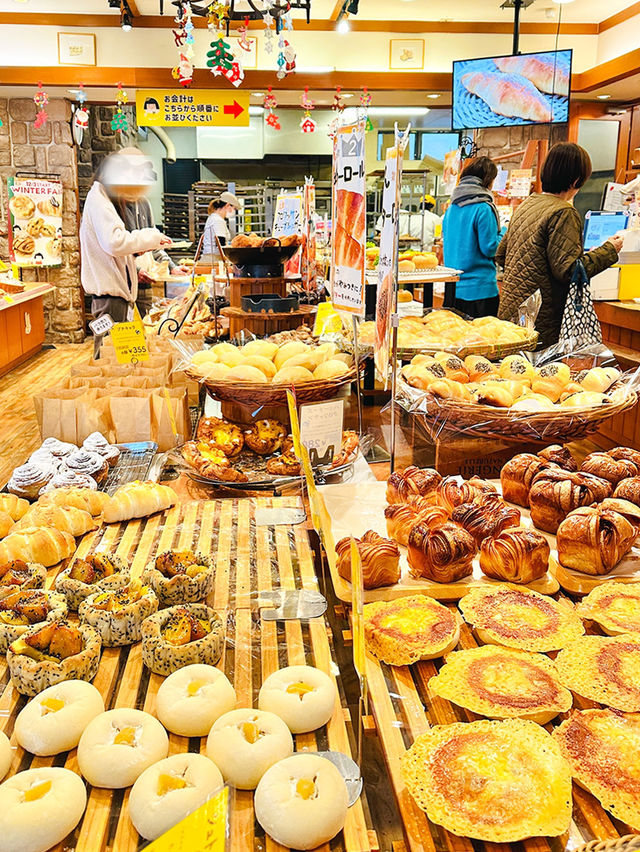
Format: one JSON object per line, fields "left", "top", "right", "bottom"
{"left": 528, "top": 468, "right": 612, "bottom": 534}
{"left": 580, "top": 451, "right": 639, "bottom": 485}
{"left": 479, "top": 528, "right": 550, "bottom": 584}
{"left": 196, "top": 416, "right": 244, "bottom": 457}
{"left": 556, "top": 504, "right": 637, "bottom": 575}
{"left": 13, "top": 233, "right": 35, "bottom": 257}
{"left": 335, "top": 530, "right": 400, "bottom": 589}
{"left": 386, "top": 466, "right": 441, "bottom": 505}
{"left": 435, "top": 476, "right": 496, "bottom": 513}
{"left": 244, "top": 419, "right": 287, "bottom": 455}
{"left": 451, "top": 493, "right": 520, "bottom": 545}
{"left": 614, "top": 476, "right": 640, "bottom": 506}
{"left": 537, "top": 444, "right": 577, "bottom": 471}
{"left": 407, "top": 520, "right": 476, "bottom": 583}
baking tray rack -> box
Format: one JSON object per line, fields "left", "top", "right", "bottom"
{"left": 103, "top": 441, "right": 158, "bottom": 495}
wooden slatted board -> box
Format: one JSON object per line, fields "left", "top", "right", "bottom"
{"left": 364, "top": 604, "right": 635, "bottom": 852}
{"left": 1, "top": 497, "right": 376, "bottom": 852}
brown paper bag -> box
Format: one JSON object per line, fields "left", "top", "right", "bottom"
{"left": 151, "top": 387, "right": 191, "bottom": 451}
{"left": 77, "top": 390, "right": 114, "bottom": 443}
{"left": 67, "top": 375, "right": 114, "bottom": 390}
{"left": 108, "top": 389, "right": 153, "bottom": 445}
{"left": 70, "top": 364, "right": 103, "bottom": 378}
{"left": 105, "top": 376, "right": 158, "bottom": 390}
{"left": 33, "top": 387, "right": 97, "bottom": 444}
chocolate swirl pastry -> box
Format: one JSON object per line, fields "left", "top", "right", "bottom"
{"left": 537, "top": 444, "right": 577, "bottom": 472}
{"left": 386, "top": 466, "right": 442, "bottom": 505}
{"left": 39, "top": 470, "right": 98, "bottom": 495}
{"left": 614, "top": 476, "right": 640, "bottom": 507}
{"left": 7, "top": 462, "right": 55, "bottom": 501}
{"left": 451, "top": 493, "right": 521, "bottom": 546}
{"left": 82, "top": 432, "right": 121, "bottom": 467}
{"left": 63, "top": 450, "right": 109, "bottom": 485}
{"left": 384, "top": 503, "right": 424, "bottom": 548}
{"left": 335, "top": 530, "right": 401, "bottom": 590}
{"left": 557, "top": 504, "right": 638, "bottom": 575}
{"left": 580, "top": 452, "right": 639, "bottom": 486}
{"left": 479, "top": 528, "right": 550, "bottom": 584}
{"left": 528, "top": 468, "right": 612, "bottom": 534}
{"left": 500, "top": 453, "right": 557, "bottom": 508}
{"left": 435, "top": 476, "right": 497, "bottom": 514}
{"left": 407, "top": 521, "right": 476, "bottom": 583}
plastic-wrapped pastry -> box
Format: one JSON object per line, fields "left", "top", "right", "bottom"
{"left": 335, "top": 531, "right": 400, "bottom": 589}
{"left": 471, "top": 382, "right": 514, "bottom": 407}
{"left": 435, "top": 476, "right": 496, "bottom": 514}
{"left": 499, "top": 355, "right": 534, "bottom": 382}
{"left": 82, "top": 432, "right": 121, "bottom": 467}
{"left": 580, "top": 452, "right": 639, "bottom": 486}
{"left": 528, "top": 468, "right": 612, "bottom": 534}
{"left": 432, "top": 352, "right": 469, "bottom": 383}
{"left": 64, "top": 449, "right": 109, "bottom": 485}
{"left": 386, "top": 466, "right": 442, "bottom": 505}
{"left": 557, "top": 504, "right": 638, "bottom": 575}
{"left": 510, "top": 393, "right": 556, "bottom": 412}
{"left": 574, "top": 366, "right": 619, "bottom": 393}
{"left": 479, "top": 528, "right": 550, "bottom": 584}
{"left": 407, "top": 521, "right": 476, "bottom": 583}
{"left": 537, "top": 444, "right": 577, "bottom": 472}
{"left": 451, "top": 493, "right": 521, "bottom": 545}
{"left": 427, "top": 378, "right": 472, "bottom": 401}
{"left": 7, "top": 462, "right": 55, "bottom": 500}
{"left": 560, "top": 391, "right": 610, "bottom": 408}
{"left": 614, "top": 476, "right": 640, "bottom": 507}
{"left": 531, "top": 362, "right": 571, "bottom": 402}
{"left": 464, "top": 355, "right": 495, "bottom": 382}
{"left": 500, "top": 453, "right": 556, "bottom": 507}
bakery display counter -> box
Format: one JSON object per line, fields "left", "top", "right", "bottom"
{"left": 0, "top": 283, "right": 53, "bottom": 378}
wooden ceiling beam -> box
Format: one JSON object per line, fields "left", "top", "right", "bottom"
{"left": 573, "top": 47, "right": 640, "bottom": 91}
{"left": 126, "top": 0, "right": 141, "bottom": 16}
{"left": 598, "top": 1, "right": 640, "bottom": 33}
{"left": 329, "top": 0, "right": 344, "bottom": 22}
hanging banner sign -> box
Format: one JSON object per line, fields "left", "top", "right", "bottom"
{"left": 7, "top": 177, "right": 62, "bottom": 268}
{"left": 331, "top": 121, "right": 366, "bottom": 316}
{"left": 272, "top": 191, "right": 303, "bottom": 238}
{"left": 136, "top": 89, "right": 250, "bottom": 127}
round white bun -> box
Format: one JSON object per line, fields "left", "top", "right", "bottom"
{"left": 206, "top": 708, "right": 293, "bottom": 789}
{"left": 258, "top": 665, "right": 337, "bottom": 733}
{"left": 15, "top": 680, "right": 105, "bottom": 756}
{"left": 0, "top": 766, "right": 87, "bottom": 852}
{"left": 156, "top": 664, "right": 236, "bottom": 737}
{"left": 77, "top": 708, "right": 169, "bottom": 789}
{"left": 0, "top": 732, "right": 11, "bottom": 782}
{"left": 128, "top": 752, "right": 223, "bottom": 841}
{"left": 254, "top": 753, "right": 349, "bottom": 850}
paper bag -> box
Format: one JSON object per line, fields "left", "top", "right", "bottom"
{"left": 151, "top": 387, "right": 191, "bottom": 451}
{"left": 108, "top": 389, "right": 153, "bottom": 445}
{"left": 33, "top": 387, "right": 96, "bottom": 444}
{"left": 77, "top": 390, "right": 114, "bottom": 443}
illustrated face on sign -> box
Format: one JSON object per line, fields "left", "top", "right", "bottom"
{"left": 34, "top": 252, "right": 44, "bottom": 265}
{"left": 143, "top": 97, "right": 160, "bottom": 116}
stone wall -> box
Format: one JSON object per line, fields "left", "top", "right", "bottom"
{"left": 78, "top": 104, "right": 138, "bottom": 205}
{"left": 0, "top": 97, "right": 84, "bottom": 344}
{"left": 475, "top": 124, "right": 568, "bottom": 171}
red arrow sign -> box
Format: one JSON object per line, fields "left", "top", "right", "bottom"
{"left": 223, "top": 100, "right": 244, "bottom": 119}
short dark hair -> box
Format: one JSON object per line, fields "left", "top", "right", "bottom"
{"left": 460, "top": 156, "right": 498, "bottom": 189}
{"left": 541, "top": 142, "right": 592, "bottom": 194}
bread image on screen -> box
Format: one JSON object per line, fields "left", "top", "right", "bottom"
{"left": 494, "top": 55, "right": 569, "bottom": 96}
{"left": 461, "top": 71, "right": 553, "bottom": 123}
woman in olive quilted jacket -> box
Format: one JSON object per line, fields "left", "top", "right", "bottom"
{"left": 496, "top": 143, "right": 622, "bottom": 349}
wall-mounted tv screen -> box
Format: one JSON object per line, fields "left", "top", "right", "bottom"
{"left": 452, "top": 49, "right": 572, "bottom": 130}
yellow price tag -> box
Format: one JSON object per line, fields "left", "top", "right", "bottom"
{"left": 0, "top": 260, "right": 9, "bottom": 272}
{"left": 350, "top": 538, "right": 366, "bottom": 683}
{"left": 313, "top": 301, "right": 343, "bottom": 336}
{"left": 3, "top": 294, "right": 15, "bottom": 304}
{"left": 111, "top": 308, "right": 149, "bottom": 365}
{"left": 145, "top": 786, "right": 229, "bottom": 852}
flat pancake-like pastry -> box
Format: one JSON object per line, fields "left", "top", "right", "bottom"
{"left": 459, "top": 584, "right": 584, "bottom": 652}
{"left": 364, "top": 595, "right": 460, "bottom": 666}
{"left": 430, "top": 645, "right": 572, "bottom": 724}
{"left": 401, "top": 719, "right": 572, "bottom": 842}
{"left": 555, "top": 634, "right": 640, "bottom": 711}
{"left": 553, "top": 709, "right": 640, "bottom": 830}
{"left": 576, "top": 582, "right": 640, "bottom": 635}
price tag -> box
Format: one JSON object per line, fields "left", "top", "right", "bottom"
{"left": 300, "top": 399, "right": 343, "bottom": 467}
{"left": 89, "top": 314, "right": 114, "bottom": 336}
{"left": 110, "top": 308, "right": 149, "bottom": 365}
{"left": 312, "top": 301, "right": 343, "bottom": 336}
{"left": 3, "top": 294, "right": 15, "bottom": 304}
{"left": 145, "top": 786, "right": 229, "bottom": 852}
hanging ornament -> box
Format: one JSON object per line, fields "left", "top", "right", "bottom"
{"left": 300, "top": 111, "right": 316, "bottom": 133}
{"left": 263, "top": 86, "right": 280, "bottom": 130}
{"left": 237, "top": 16, "right": 252, "bottom": 51}
{"left": 207, "top": 35, "right": 234, "bottom": 73}
{"left": 360, "top": 86, "right": 373, "bottom": 132}
{"left": 283, "top": 39, "right": 296, "bottom": 75}
{"left": 301, "top": 86, "right": 314, "bottom": 111}
{"left": 365, "top": 115, "right": 374, "bottom": 132}
{"left": 333, "top": 85, "right": 345, "bottom": 112}
{"left": 72, "top": 83, "right": 90, "bottom": 146}
{"left": 172, "top": 2, "right": 194, "bottom": 87}
{"left": 33, "top": 82, "right": 49, "bottom": 129}
{"left": 207, "top": 1, "right": 228, "bottom": 31}
{"left": 283, "top": 9, "right": 293, "bottom": 30}
{"left": 111, "top": 82, "right": 129, "bottom": 134}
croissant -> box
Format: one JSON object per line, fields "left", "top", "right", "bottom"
{"left": 335, "top": 531, "right": 401, "bottom": 589}
{"left": 38, "top": 488, "right": 109, "bottom": 517}
{"left": 450, "top": 493, "right": 521, "bottom": 545}
{"left": 609, "top": 447, "right": 640, "bottom": 470}
{"left": 528, "top": 468, "right": 612, "bottom": 534}
{"left": 0, "top": 494, "right": 29, "bottom": 522}
{"left": 435, "top": 476, "right": 497, "bottom": 514}
{"left": 500, "top": 453, "right": 556, "bottom": 507}
{"left": 614, "top": 476, "right": 640, "bottom": 507}
{"left": 537, "top": 444, "right": 577, "bottom": 472}
{"left": 102, "top": 481, "right": 177, "bottom": 524}
{"left": 0, "top": 527, "right": 76, "bottom": 568}
{"left": 15, "top": 505, "right": 98, "bottom": 538}
{"left": 407, "top": 521, "right": 476, "bottom": 583}
{"left": 0, "top": 512, "right": 14, "bottom": 540}
{"left": 580, "top": 452, "right": 639, "bottom": 486}
{"left": 479, "top": 528, "right": 550, "bottom": 584}
{"left": 557, "top": 505, "right": 638, "bottom": 575}
{"left": 385, "top": 466, "right": 442, "bottom": 505}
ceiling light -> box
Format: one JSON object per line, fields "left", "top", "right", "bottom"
{"left": 251, "top": 92, "right": 265, "bottom": 97}
{"left": 551, "top": 0, "right": 576, "bottom": 4}
{"left": 597, "top": 94, "right": 612, "bottom": 100}
{"left": 337, "top": 17, "right": 350, "bottom": 34}
{"left": 249, "top": 106, "right": 264, "bottom": 116}
{"left": 427, "top": 93, "right": 440, "bottom": 99}
{"left": 342, "top": 93, "right": 354, "bottom": 98}
{"left": 121, "top": 2, "right": 133, "bottom": 30}
{"left": 368, "top": 107, "right": 430, "bottom": 116}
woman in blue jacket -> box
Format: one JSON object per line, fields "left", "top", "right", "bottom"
{"left": 443, "top": 156, "right": 501, "bottom": 318}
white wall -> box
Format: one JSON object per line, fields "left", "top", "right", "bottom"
{"left": 137, "top": 126, "right": 199, "bottom": 220}
{"left": 597, "top": 14, "right": 640, "bottom": 65}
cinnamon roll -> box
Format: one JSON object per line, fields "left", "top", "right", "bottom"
{"left": 39, "top": 438, "right": 77, "bottom": 460}
{"left": 7, "top": 463, "right": 55, "bottom": 501}
{"left": 82, "top": 432, "right": 121, "bottom": 467}
{"left": 614, "top": 476, "right": 640, "bottom": 507}
{"left": 528, "top": 468, "right": 612, "bottom": 534}
{"left": 407, "top": 521, "right": 476, "bottom": 583}
{"left": 63, "top": 450, "right": 109, "bottom": 485}
{"left": 580, "top": 452, "right": 639, "bottom": 486}
{"left": 434, "top": 476, "right": 496, "bottom": 514}
{"left": 500, "top": 453, "right": 557, "bottom": 508}
{"left": 27, "top": 450, "right": 64, "bottom": 471}
{"left": 39, "top": 470, "right": 98, "bottom": 494}
{"left": 479, "top": 528, "right": 550, "bottom": 584}
{"left": 537, "top": 444, "right": 577, "bottom": 472}
{"left": 557, "top": 504, "right": 638, "bottom": 575}
{"left": 385, "top": 466, "right": 442, "bottom": 505}
{"left": 451, "top": 493, "right": 520, "bottom": 546}
{"left": 335, "top": 531, "right": 401, "bottom": 590}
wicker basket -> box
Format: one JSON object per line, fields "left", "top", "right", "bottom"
{"left": 398, "top": 378, "right": 639, "bottom": 444}
{"left": 187, "top": 364, "right": 360, "bottom": 407}
{"left": 358, "top": 328, "right": 539, "bottom": 361}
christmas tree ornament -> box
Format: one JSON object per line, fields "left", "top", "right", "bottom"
{"left": 111, "top": 82, "right": 129, "bottom": 134}
{"left": 72, "top": 83, "right": 90, "bottom": 146}
{"left": 365, "top": 115, "right": 374, "bottom": 132}
{"left": 207, "top": 35, "right": 234, "bottom": 73}
{"left": 263, "top": 86, "right": 280, "bottom": 129}
{"left": 333, "top": 85, "right": 345, "bottom": 112}
{"left": 33, "top": 82, "right": 49, "bottom": 129}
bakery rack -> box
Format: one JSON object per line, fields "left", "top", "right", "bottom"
{"left": 103, "top": 441, "right": 158, "bottom": 495}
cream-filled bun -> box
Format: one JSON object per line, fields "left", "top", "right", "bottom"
{"left": 225, "top": 365, "right": 268, "bottom": 383}
{"left": 273, "top": 365, "right": 314, "bottom": 384}
{"left": 241, "top": 340, "right": 278, "bottom": 361}
{"left": 15, "top": 680, "right": 104, "bottom": 756}
{"left": 242, "top": 355, "right": 277, "bottom": 379}
{"left": 274, "top": 341, "right": 309, "bottom": 370}
{"left": 156, "top": 664, "right": 236, "bottom": 737}
{"left": 313, "top": 360, "right": 349, "bottom": 381}
{"left": 0, "top": 733, "right": 11, "bottom": 782}
{"left": 209, "top": 343, "right": 243, "bottom": 367}
{"left": 190, "top": 350, "right": 217, "bottom": 367}
{"left": 258, "top": 665, "right": 337, "bottom": 733}
{"left": 77, "top": 708, "right": 169, "bottom": 789}
{"left": 0, "top": 767, "right": 87, "bottom": 852}
{"left": 254, "top": 753, "right": 349, "bottom": 850}
{"left": 206, "top": 708, "right": 293, "bottom": 790}
{"left": 128, "top": 753, "right": 223, "bottom": 841}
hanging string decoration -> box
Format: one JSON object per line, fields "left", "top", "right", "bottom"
{"left": 72, "top": 83, "right": 90, "bottom": 146}
{"left": 172, "top": 1, "right": 195, "bottom": 87}
{"left": 263, "top": 7, "right": 275, "bottom": 54}
{"left": 237, "top": 16, "right": 252, "bottom": 51}
{"left": 111, "top": 82, "right": 129, "bottom": 133}
{"left": 264, "top": 86, "right": 280, "bottom": 130}
{"left": 360, "top": 85, "right": 374, "bottom": 132}
{"left": 333, "top": 85, "right": 345, "bottom": 113}
{"left": 33, "top": 82, "right": 49, "bottom": 129}
{"left": 300, "top": 86, "right": 316, "bottom": 133}
{"left": 207, "top": 3, "right": 245, "bottom": 87}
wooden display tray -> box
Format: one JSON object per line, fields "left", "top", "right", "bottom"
{"left": 320, "top": 481, "right": 559, "bottom": 602}
{"left": 364, "top": 606, "right": 636, "bottom": 852}
{"left": 552, "top": 551, "right": 640, "bottom": 596}
{"left": 2, "top": 497, "right": 376, "bottom": 852}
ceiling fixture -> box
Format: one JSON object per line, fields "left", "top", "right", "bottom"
{"left": 427, "top": 93, "right": 440, "bottom": 99}
{"left": 337, "top": 17, "right": 350, "bottom": 33}
{"left": 597, "top": 94, "right": 612, "bottom": 100}
{"left": 174, "top": 1, "right": 312, "bottom": 34}
{"left": 120, "top": 0, "right": 133, "bottom": 30}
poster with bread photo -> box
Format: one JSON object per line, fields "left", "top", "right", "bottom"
{"left": 7, "top": 177, "right": 63, "bottom": 267}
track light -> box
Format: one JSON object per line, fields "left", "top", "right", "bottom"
{"left": 121, "top": 1, "right": 133, "bottom": 30}
{"left": 337, "top": 17, "right": 350, "bottom": 33}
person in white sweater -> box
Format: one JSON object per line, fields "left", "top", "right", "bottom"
{"left": 79, "top": 148, "right": 171, "bottom": 354}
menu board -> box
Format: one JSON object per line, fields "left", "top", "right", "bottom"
{"left": 272, "top": 191, "right": 303, "bottom": 238}
{"left": 7, "top": 177, "right": 62, "bottom": 267}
